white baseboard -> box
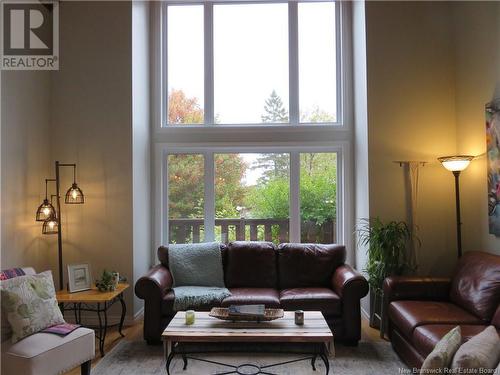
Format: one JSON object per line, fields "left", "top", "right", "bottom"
{"left": 63, "top": 306, "right": 144, "bottom": 327}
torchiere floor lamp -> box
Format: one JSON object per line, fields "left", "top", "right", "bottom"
{"left": 438, "top": 155, "right": 474, "bottom": 258}
{"left": 36, "top": 161, "right": 85, "bottom": 290}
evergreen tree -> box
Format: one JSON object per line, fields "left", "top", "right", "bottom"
{"left": 261, "top": 90, "right": 288, "bottom": 123}
{"left": 253, "top": 91, "right": 290, "bottom": 182}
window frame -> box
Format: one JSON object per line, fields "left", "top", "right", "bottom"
{"left": 151, "top": 0, "right": 354, "bottom": 265}
{"left": 157, "top": 0, "right": 344, "bottom": 128}
{"left": 155, "top": 142, "right": 351, "bottom": 246}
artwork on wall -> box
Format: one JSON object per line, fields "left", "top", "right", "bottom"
{"left": 486, "top": 99, "right": 500, "bottom": 236}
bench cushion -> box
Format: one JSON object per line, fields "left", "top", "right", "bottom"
{"left": 1, "top": 328, "right": 94, "bottom": 375}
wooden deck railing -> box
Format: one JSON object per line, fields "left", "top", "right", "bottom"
{"left": 168, "top": 218, "right": 336, "bottom": 244}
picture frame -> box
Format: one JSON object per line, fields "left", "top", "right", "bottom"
{"left": 67, "top": 263, "right": 92, "bottom": 293}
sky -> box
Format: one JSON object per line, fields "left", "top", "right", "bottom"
{"left": 167, "top": 2, "right": 337, "bottom": 124}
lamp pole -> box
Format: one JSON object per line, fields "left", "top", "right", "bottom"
{"left": 438, "top": 155, "right": 473, "bottom": 259}
{"left": 55, "top": 161, "right": 64, "bottom": 290}
{"left": 453, "top": 171, "right": 462, "bottom": 258}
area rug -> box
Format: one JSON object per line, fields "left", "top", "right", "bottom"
{"left": 91, "top": 339, "right": 407, "bottom": 375}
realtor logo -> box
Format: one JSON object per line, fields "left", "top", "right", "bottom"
{"left": 1, "top": 1, "right": 59, "bottom": 70}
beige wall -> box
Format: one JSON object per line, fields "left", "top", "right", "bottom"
{"left": 453, "top": 2, "right": 500, "bottom": 255}
{"left": 1, "top": 71, "right": 54, "bottom": 273}
{"left": 50, "top": 2, "right": 135, "bottom": 315}
{"left": 365, "top": 2, "right": 459, "bottom": 276}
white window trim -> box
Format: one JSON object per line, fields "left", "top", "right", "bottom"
{"left": 151, "top": 1, "right": 355, "bottom": 265}
{"left": 154, "top": 142, "right": 352, "bottom": 247}
{"left": 154, "top": 0, "right": 346, "bottom": 130}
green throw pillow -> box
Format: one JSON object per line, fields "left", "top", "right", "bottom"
{"left": 0, "top": 271, "right": 65, "bottom": 343}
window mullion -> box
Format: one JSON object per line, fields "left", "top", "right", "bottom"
{"left": 288, "top": 1, "right": 299, "bottom": 126}
{"left": 204, "top": 2, "right": 215, "bottom": 125}
{"left": 204, "top": 152, "right": 215, "bottom": 241}
{"left": 290, "top": 152, "right": 300, "bottom": 242}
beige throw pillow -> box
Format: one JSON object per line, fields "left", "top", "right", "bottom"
{"left": 0, "top": 271, "right": 65, "bottom": 343}
{"left": 420, "top": 326, "right": 462, "bottom": 374}
{"left": 451, "top": 326, "right": 500, "bottom": 372}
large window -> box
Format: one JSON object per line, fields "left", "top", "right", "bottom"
{"left": 163, "top": 1, "right": 341, "bottom": 126}
{"left": 166, "top": 150, "right": 339, "bottom": 244}
{"left": 154, "top": 1, "right": 352, "bottom": 252}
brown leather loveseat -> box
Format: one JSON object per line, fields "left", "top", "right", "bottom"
{"left": 135, "top": 241, "right": 368, "bottom": 345}
{"left": 383, "top": 251, "right": 500, "bottom": 369}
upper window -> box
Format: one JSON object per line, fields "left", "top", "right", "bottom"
{"left": 163, "top": 1, "right": 341, "bottom": 126}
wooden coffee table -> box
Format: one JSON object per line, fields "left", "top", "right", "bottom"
{"left": 162, "top": 311, "right": 333, "bottom": 374}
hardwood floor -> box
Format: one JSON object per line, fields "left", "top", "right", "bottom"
{"left": 64, "top": 316, "right": 385, "bottom": 374}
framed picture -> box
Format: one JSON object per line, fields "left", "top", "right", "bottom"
{"left": 67, "top": 263, "right": 92, "bottom": 293}
{"left": 487, "top": 99, "right": 500, "bottom": 237}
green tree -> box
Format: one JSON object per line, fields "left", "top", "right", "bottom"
{"left": 245, "top": 153, "right": 337, "bottom": 224}
{"left": 261, "top": 90, "right": 288, "bottom": 123}
{"left": 169, "top": 154, "right": 248, "bottom": 220}
{"left": 252, "top": 91, "right": 291, "bottom": 182}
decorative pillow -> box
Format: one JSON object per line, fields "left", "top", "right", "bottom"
{"left": 0, "top": 271, "right": 65, "bottom": 343}
{"left": 420, "top": 326, "right": 462, "bottom": 374}
{"left": 451, "top": 326, "right": 500, "bottom": 371}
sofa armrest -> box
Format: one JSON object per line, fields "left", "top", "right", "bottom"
{"left": 332, "top": 264, "right": 369, "bottom": 299}
{"left": 383, "top": 276, "right": 451, "bottom": 303}
{"left": 135, "top": 264, "right": 173, "bottom": 300}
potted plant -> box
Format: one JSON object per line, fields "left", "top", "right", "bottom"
{"left": 356, "top": 217, "right": 414, "bottom": 328}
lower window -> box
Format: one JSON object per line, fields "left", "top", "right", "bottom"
{"left": 166, "top": 151, "right": 338, "bottom": 244}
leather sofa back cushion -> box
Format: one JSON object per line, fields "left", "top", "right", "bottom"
{"left": 277, "top": 243, "right": 346, "bottom": 289}
{"left": 450, "top": 251, "right": 500, "bottom": 321}
{"left": 224, "top": 241, "right": 277, "bottom": 288}
{"left": 158, "top": 244, "right": 228, "bottom": 269}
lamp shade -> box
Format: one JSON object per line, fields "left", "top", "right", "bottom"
{"left": 42, "top": 216, "right": 59, "bottom": 235}
{"left": 65, "top": 183, "right": 84, "bottom": 204}
{"left": 36, "top": 199, "right": 56, "bottom": 221}
{"left": 438, "top": 155, "right": 474, "bottom": 172}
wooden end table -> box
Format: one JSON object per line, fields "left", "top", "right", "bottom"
{"left": 162, "top": 311, "right": 334, "bottom": 375}
{"left": 56, "top": 283, "right": 129, "bottom": 357}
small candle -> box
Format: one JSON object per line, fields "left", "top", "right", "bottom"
{"left": 185, "top": 310, "right": 195, "bottom": 325}
{"left": 295, "top": 310, "right": 304, "bottom": 325}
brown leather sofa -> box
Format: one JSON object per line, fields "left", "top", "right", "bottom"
{"left": 383, "top": 251, "right": 500, "bottom": 369}
{"left": 135, "top": 241, "right": 368, "bottom": 345}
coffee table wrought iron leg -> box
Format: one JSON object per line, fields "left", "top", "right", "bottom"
{"left": 182, "top": 354, "right": 188, "bottom": 370}
{"left": 320, "top": 353, "right": 330, "bottom": 375}
{"left": 118, "top": 294, "right": 126, "bottom": 337}
{"left": 311, "top": 354, "right": 317, "bottom": 371}
{"left": 166, "top": 352, "right": 175, "bottom": 375}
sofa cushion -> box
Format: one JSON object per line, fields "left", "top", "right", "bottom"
{"left": 388, "top": 301, "right": 482, "bottom": 339}
{"left": 413, "top": 324, "right": 489, "bottom": 358}
{"left": 280, "top": 287, "right": 341, "bottom": 315}
{"left": 1, "top": 328, "right": 94, "bottom": 375}
{"left": 450, "top": 251, "right": 500, "bottom": 321}
{"left": 224, "top": 242, "right": 277, "bottom": 288}
{"left": 0, "top": 271, "right": 65, "bottom": 343}
{"left": 277, "top": 243, "right": 345, "bottom": 289}
{"left": 222, "top": 288, "right": 280, "bottom": 308}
